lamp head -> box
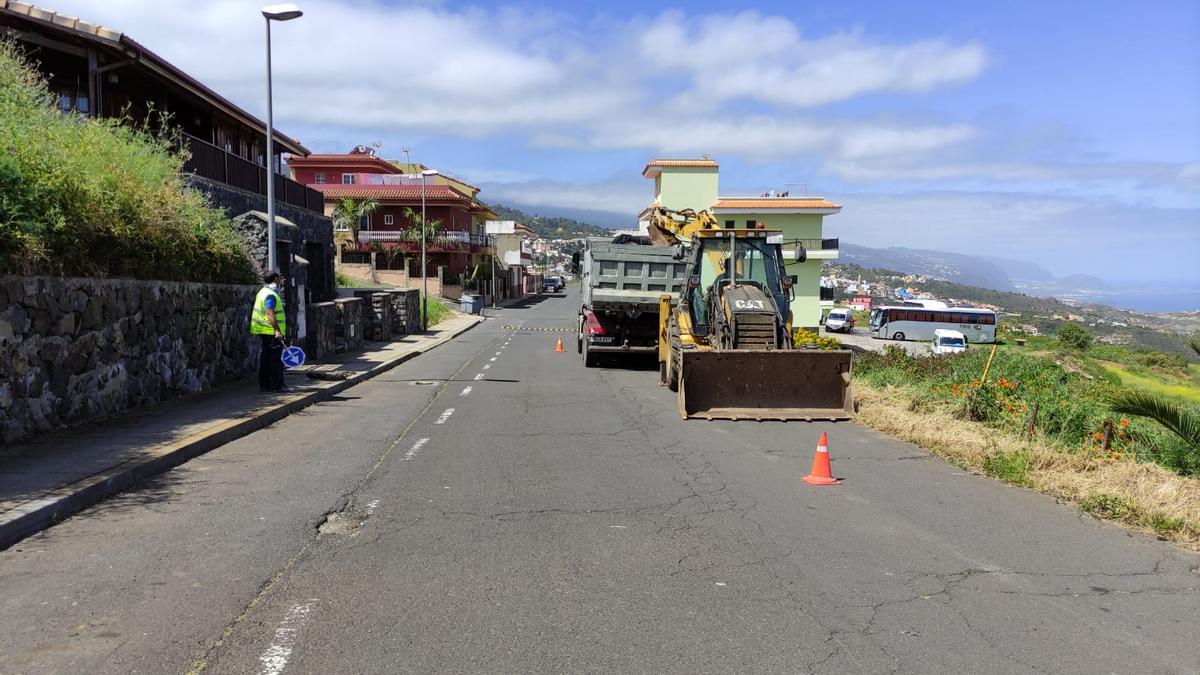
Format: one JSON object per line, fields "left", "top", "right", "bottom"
{"left": 262, "top": 3, "right": 303, "bottom": 20}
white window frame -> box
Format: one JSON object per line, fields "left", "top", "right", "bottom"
{"left": 383, "top": 214, "right": 394, "bottom": 226}
{"left": 341, "top": 173, "right": 355, "bottom": 185}
{"left": 315, "top": 172, "right": 326, "bottom": 184}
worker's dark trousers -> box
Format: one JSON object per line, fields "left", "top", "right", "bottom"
{"left": 258, "top": 335, "right": 285, "bottom": 391}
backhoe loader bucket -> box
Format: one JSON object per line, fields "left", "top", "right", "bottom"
{"left": 678, "top": 350, "right": 854, "bottom": 421}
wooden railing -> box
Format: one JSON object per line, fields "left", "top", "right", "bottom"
{"left": 180, "top": 133, "right": 324, "bottom": 212}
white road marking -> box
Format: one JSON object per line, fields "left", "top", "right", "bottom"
{"left": 460, "top": 386, "right": 472, "bottom": 397}
{"left": 608, "top": 525, "right": 626, "bottom": 529}
{"left": 474, "top": 373, "right": 485, "bottom": 380}
{"left": 366, "top": 499, "right": 380, "bottom": 514}
{"left": 714, "top": 582, "right": 727, "bottom": 587}
{"left": 401, "top": 438, "right": 430, "bottom": 461}
{"left": 435, "top": 408, "right": 455, "bottom": 425}
{"left": 258, "top": 600, "right": 317, "bottom": 675}
{"left": 489, "top": 357, "right": 498, "bottom": 362}
{"left": 495, "top": 351, "right": 502, "bottom": 356}
{"left": 482, "top": 364, "right": 491, "bottom": 370}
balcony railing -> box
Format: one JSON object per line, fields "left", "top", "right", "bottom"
{"left": 794, "top": 238, "right": 839, "bottom": 251}
{"left": 180, "top": 133, "right": 324, "bottom": 212}
{"left": 357, "top": 230, "right": 494, "bottom": 247}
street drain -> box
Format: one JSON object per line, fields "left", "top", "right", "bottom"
{"left": 318, "top": 509, "right": 367, "bottom": 535}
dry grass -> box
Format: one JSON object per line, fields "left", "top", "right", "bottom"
{"left": 856, "top": 383, "right": 1200, "bottom": 549}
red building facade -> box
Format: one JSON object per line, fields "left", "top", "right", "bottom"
{"left": 288, "top": 150, "right": 494, "bottom": 279}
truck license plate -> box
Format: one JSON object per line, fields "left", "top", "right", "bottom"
{"left": 590, "top": 336, "right": 615, "bottom": 344}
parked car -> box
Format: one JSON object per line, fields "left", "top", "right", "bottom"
{"left": 543, "top": 276, "right": 565, "bottom": 293}
{"left": 824, "top": 308, "right": 855, "bottom": 333}
{"left": 931, "top": 329, "right": 968, "bottom": 355}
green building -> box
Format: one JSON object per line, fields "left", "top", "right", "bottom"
{"left": 639, "top": 159, "right": 841, "bottom": 330}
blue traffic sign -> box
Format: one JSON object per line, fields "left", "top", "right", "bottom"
{"left": 281, "top": 345, "right": 306, "bottom": 368}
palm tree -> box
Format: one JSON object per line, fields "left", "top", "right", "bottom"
{"left": 331, "top": 198, "right": 380, "bottom": 281}
{"left": 400, "top": 206, "right": 462, "bottom": 250}
{"left": 1109, "top": 337, "right": 1200, "bottom": 453}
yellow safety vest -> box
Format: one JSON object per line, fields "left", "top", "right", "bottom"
{"left": 250, "top": 286, "right": 286, "bottom": 336}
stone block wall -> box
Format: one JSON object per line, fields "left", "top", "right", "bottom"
{"left": 306, "top": 301, "right": 338, "bottom": 361}
{"left": 389, "top": 289, "right": 420, "bottom": 335}
{"left": 334, "top": 297, "right": 364, "bottom": 353}
{"left": 0, "top": 276, "right": 257, "bottom": 444}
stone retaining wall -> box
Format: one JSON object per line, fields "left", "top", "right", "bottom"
{"left": 0, "top": 276, "right": 257, "bottom": 443}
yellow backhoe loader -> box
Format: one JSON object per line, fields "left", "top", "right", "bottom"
{"left": 650, "top": 207, "right": 854, "bottom": 421}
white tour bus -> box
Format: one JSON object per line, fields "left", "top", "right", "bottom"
{"left": 868, "top": 305, "right": 997, "bottom": 343}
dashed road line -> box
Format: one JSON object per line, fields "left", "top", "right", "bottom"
{"left": 258, "top": 600, "right": 317, "bottom": 675}
{"left": 434, "top": 408, "right": 455, "bottom": 425}
{"left": 489, "top": 357, "right": 498, "bottom": 362}
{"left": 401, "top": 438, "right": 430, "bottom": 461}
{"left": 460, "top": 386, "right": 472, "bottom": 397}
{"left": 483, "top": 364, "right": 491, "bottom": 370}
{"left": 474, "top": 373, "right": 485, "bottom": 380}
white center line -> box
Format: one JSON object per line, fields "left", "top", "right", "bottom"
{"left": 482, "top": 364, "right": 491, "bottom": 370}
{"left": 474, "top": 373, "right": 485, "bottom": 380}
{"left": 258, "top": 600, "right": 317, "bottom": 675}
{"left": 435, "top": 408, "right": 455, "bottom": 425}
{"left": 495, "top": 351, "right": 502, "bottom": 356}
{"left": 401, "top": 438, "right": 430, "bottom": 461}
{"left": 366, "top": 499, "right": 381, "bottom": 514}
{"left": 489, "top": 357, "right": 498, "bottom": 362}
{"left": 460, "top": 386, "right": 473, "bottom": 396}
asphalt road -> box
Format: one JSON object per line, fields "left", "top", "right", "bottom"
{"left": 2, "top": 288, "right": 1197, "bottom": 674}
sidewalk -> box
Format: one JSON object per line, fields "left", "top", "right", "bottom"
{"left": 0, "top": 313, "right": 483, "bottom": 549}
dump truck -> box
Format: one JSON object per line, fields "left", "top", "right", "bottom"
{"left": 574, "top": 236, "right": 690, "bottom": 367}
{"left": 649, "top": 208, "right": 854, "bottom": 421}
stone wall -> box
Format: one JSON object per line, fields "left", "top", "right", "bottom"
{"left": 0, "top": 276, "right": 257, "bottom": 444}
{"left": 389, "top": 289, "right": 420, "bottom": 335}
{"left": 306, "top": 296, "right": 366, "bottom": 360}
{"left": 334, "top": 297, "right": 364, "bottom": 353}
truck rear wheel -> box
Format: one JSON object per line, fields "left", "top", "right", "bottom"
{"left": 577, "top": 316, "right": 584, "bottom": 354}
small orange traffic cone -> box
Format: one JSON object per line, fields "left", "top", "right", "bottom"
{"left": 803, "top": 432, "right": 842, "bottom": 485}
{"left": 555, "top": 337, "right": 564, "bottom": 352}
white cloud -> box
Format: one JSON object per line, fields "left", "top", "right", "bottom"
{"left": 638, "top": 12, "right": 987, "bottom": 107}
{"left": 45, "top": 0, "right": 986, "bottom": 163}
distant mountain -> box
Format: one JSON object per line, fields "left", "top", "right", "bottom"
{"left": 838, "top": 243, "right": 1015, "bottom": 291}
{"left": 489, "top": 204, "right": 614, "bottom": 238}
{"left": 980, "top": 256, "right": 1056, "bottom": 283}
{"left": 489, "top": 202, "right": 629, "bottom": 231}
{"left": 1053, "top": 274, "right": 1108, "bottom": 290}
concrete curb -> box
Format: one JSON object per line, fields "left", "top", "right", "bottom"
{"left": 0, "top": 316, "right": 484, "bottom": 550}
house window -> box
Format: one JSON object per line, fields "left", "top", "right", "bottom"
{"left": 724, "top": 220, "right": 735, "bottom": 229}
{"left": 334, "top": 219, "right": 349, "bottom": 232}
{"left": 383, "top": 214, "right": 394, "bottom": 225}
{"left": 315, "top": 173, "right": 326, "bottom": 184}
{"left": 746, "top": 220, "right": 756, "bottom": 228}
{"left": 342, "top": 174, "right": 355, "bottom": 185}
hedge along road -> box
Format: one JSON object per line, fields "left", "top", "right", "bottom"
{"left": 1, "top": 287, "right": 1197, "bottom": 674}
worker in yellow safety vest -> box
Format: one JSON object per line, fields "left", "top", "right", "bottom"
{"left": 250, "top": 271, "right": 288, "bottom": 392}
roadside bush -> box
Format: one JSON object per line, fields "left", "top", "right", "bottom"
{"left": 0, "top": 40, "right": 255, "bottom": 283}
{"left": 793, "top": 327, "right": 841, "bottom": 350}
{"left": 1057, "top": 322, "right": 1094, "bottom": 350}
{"left": 982, "top": 450, "right": 1033, "bottom": 487}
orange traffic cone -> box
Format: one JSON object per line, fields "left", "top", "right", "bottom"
{"left": 803, "top": 432, "right": 842, "bottom": 485}
{"left": 555, "top": 337, "right": 564, "bottom": 352}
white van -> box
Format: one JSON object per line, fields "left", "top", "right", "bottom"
{"left": 931, "top": 329, "right": 968, "bottom": 355}
{"left": 824, "top": 308, "right": 855, "bottom": 333}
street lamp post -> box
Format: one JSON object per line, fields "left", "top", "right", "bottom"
{"left": 420, "top": 168, "right": 439, "bottom": 331}
{"left": 261, "top": 3, "right": 302, "bottom": 273}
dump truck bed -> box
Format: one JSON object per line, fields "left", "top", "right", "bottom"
{"left": 581, "top": 238, "right": 689, "bottom": 314}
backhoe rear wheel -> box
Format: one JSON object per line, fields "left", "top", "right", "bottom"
{"left": 666, "top": 317, "right": 682, "bottom": 392}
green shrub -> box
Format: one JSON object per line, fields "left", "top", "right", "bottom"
{"left": 0, "top": 40, "right": 255, "bottom": 283}
{"left": 1080, "top": 493, "right": 1134, "bottom": 521}
{"left": 982, "top": 451, "right": 1033, "bottom": 487}
{"left": 1057, "top": 322, "right": 1093, "bottom": 350}
{"left": 793, "top": 327, "right": 841, "bottom": 350}
{"left": 421, "top": 295, "right": 452, "bottom": 327}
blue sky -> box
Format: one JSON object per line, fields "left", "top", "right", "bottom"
{"left": 51, "top": 0, "right": 1200, "bottom": 284}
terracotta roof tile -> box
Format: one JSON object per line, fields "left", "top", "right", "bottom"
{"left": 712, "top": 198, "right": 842, "bottom": 211}
{"left": 313, "top": 183, "right": 472, "bottom": 203}
{"left": 642, "top": 158, "right": 719, "bottom": 177}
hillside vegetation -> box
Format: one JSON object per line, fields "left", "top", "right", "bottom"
{"left": 490, "top": 204, "right": 612, "bottom": 239}
{"left": 0, "top": 40, "right": 255, "bottom": 283}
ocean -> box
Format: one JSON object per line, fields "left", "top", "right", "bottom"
{"left": 1053, "top": 288, "right": 1200, "bottom": 314}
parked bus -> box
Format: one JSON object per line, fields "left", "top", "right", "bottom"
{"left": 868, "top": 305, "right": 997, "bottom": 343}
